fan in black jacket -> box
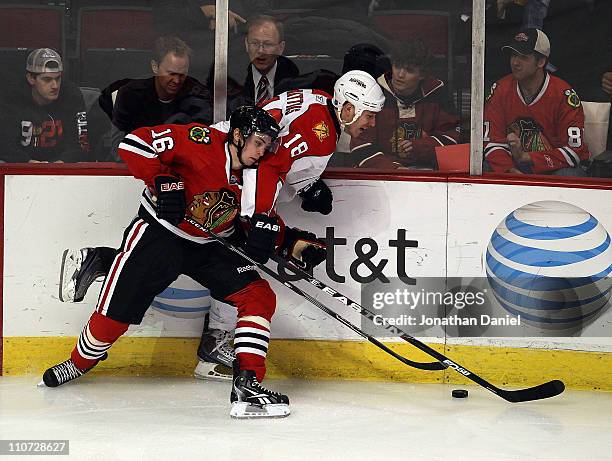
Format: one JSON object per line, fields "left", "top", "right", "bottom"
{"left": 0, "top": 48, "right": 89, "bottom": 163}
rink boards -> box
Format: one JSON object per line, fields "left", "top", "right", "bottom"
{"left": 1, "top": 166, "right": 612, "bottom": 390}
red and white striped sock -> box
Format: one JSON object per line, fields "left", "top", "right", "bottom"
{"left": 234, "top": 316, "right": 270, "bottom": 382}
{"left": 71, "top": 311, "right": 129, "bottom": 371}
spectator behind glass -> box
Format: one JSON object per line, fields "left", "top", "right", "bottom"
{"left": 108, "top": 36, "right": 212, "bottom": 159}
{"left": 496, "top": 0, "right": 550, "bottom": 29}
{"left": 342, "top": 43, "right": 389, "bottom": 79}
{"left": 152, "top": 1, "right": 246, "bottom": 82}
{"left": 0, "top": 48, "right": 89, "bottom": 163}
{"left": 348, "top": 39, "right": 460, "bottom": 169}
{"left": 483, "top": 28, "right": 590, "bottom": 175}
{"left": 243, "top": 15, "right": 299, "bottom": 105}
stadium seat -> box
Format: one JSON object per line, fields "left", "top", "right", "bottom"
{"left": 0, "top": 5, "right": 65, "bottom": 84}
{"left": 77, "top": 7, "right": 154, "bottom": 88}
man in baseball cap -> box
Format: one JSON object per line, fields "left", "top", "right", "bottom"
{"left": 482, "top": 28, "right": 590, "bottom": 176}
{"left": 0, "top": 48, "right": 90, "bottom": 162}
{"left": 501, "top": 28, "right": 550, "bottom": 60}
{"left": 25, "top": 48, "right": 64, "bottom": 106}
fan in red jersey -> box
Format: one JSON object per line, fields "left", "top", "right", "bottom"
{"left": 349, "top": 40, "right": 461, "bottom": 169}
{"left": 484, "top": 28, "right": 591, "bottom": 175}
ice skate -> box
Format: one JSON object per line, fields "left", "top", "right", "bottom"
{"left": 230, "top": 362, "right": 290, "bottom": 419}
{"left": 39, "top": 353, "right": 107, "bottom": 388}
{"left": 194, "top": 329, "right": 235, "bottom": 381}
{"left": 59, "top": 248, "right": 107, "bottom": 302}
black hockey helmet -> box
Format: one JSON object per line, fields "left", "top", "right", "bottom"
{"left": 229, "top": 105, "right": 280, "bottom": 144}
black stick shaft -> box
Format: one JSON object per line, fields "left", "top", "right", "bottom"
{"left": 209, "top": 232, "right": 445, "bottom": 371}
{"left": 273, "top": 257, "right": 565, "bottom": 403}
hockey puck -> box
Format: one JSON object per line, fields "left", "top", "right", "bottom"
{"left": 452, "top": 389, "right": 468, "bottom": 398}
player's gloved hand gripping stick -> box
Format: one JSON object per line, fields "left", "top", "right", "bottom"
{"left": 278, "top": 227, "right": 327, "bottom": 272}
{"left": 152, "top": 175, "right": 187, "bottom": 226}
{"left": 209, "top": 227, "right": 446, "bottom": 372}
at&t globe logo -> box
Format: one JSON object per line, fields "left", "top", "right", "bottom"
{"left": 485, "top": 201, "right": 612, "bottom": 329}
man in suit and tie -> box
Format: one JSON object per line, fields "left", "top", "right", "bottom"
{"left": 244, "top": 15, "right": 299, "bottom": 105}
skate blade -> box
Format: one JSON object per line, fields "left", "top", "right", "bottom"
{"left": 194, "top": 361, "right": 232, "bottom": 382}
{"left": 59, "top": 249, "right": 80, "bottom": 302}
{"left": 230, "top": 402, "right": 290, "bottom": 419}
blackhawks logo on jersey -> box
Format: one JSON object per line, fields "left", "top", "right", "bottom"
{"left": 564, "top": 89, "right": 581, "bottom": 108}
{"left": 312, "top": 121, "right": 329, "bottom": 142}
{"left": 390, "top": 121, "right": 421, "bottom": 156}
{"left": 507, "top": 117, "right": 552, "bottom": 152}
{"left": 188, "top": 126, "right": 211, "bottom": 144}
{"left": 186, "top": 189, "right": 237, "bottom": 231}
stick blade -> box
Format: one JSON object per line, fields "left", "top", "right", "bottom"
{"left": 501, "top": 380, "right": 565, "bottom": 403}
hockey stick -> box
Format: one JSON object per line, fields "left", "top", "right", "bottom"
{"left": 207, "top": 232, "right": 446, "bottom": 371}
{"left": 272, "top": 256, "right": 565, "bottom": 403}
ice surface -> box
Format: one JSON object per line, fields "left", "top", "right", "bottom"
{"left": 1, "top": 376, "right": 611, "bottom": 460}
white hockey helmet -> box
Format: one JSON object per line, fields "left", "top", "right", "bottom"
{"left": 332, "top": 70, "right": 385, "bottom": 126}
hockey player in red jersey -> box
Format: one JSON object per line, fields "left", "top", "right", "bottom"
{"left": 57, "top": 70, "right": 386, "bottom": 381}
{"left": 484, "top": 28, "right": 590, "bottom": 175}
{"left": 42, "top": 106, "right": 294, "bottom": 419}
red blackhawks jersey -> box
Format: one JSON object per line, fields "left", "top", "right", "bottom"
{"left": 118, "top": 123, "right": 242, "bottom": 243}
{"left": 484, "top": 73, "right": 590, "bottom": 173}
{"left": 214, "top": 89, "right": 340, "bottom": 216}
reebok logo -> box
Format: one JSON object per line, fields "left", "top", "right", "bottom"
{"left": 161, "top": 182, "right": 184, "bottom": 192}
{"left": 255, "top": 222, "right": 280, "bottom": 232}
{"left": 349, "top": 77, "right": 366, "bottom": 88}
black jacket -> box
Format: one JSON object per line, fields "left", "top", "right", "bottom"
{"left": 111, "top": 76, "right": 212, "bottom": 133}
{"left": 0, "top": 80, "right": 89, "bottom": 162}
{"left": 242, "top": 55, "right": 300, "bottom": 103}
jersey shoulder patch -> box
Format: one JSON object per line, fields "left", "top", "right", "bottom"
{"left": 188, "top": 125, "right": 211, "bottom": 144}
{"left": 312, "top": 120, "right": 330, "bottom": 142}
{"left": 486, "top": 82, "right": 498, "bottom": 102}
{"left": 564, "top": 88, "right": 581, "bottom": 108}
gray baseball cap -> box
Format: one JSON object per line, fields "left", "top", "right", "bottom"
{"left": 26, "top": 48, "right": 63, "bottom": 73}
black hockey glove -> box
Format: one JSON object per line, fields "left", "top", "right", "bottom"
{"left": 278, "top": 227, "right": 327, "bottom": 272}
{"left": 153, "top": 175, "right": 186, "bottom": 226}
{"left": 246, "top": 214, "right": 280, "bottom": 264}
{"left": 298, "top": 179, "right": 333, "bottom": 215}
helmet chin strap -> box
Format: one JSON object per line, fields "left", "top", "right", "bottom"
{"left": 231, "top": 135, "right": 259, "bottom": 169}
{"left": 337, "top": 104, "right": 361, "bottom": 131}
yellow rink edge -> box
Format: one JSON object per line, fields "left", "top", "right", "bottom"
{"left": 3, "top": 337, "right": 611, "bottom": 391}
